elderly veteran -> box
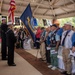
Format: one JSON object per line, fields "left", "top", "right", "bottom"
{"left": 61, "top": 22, "right": 75, "bottom": 75}
{"left": 48, "top": 24, "right": 60, "bottom": 70}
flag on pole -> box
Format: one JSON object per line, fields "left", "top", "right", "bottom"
{"left": 8, "top": 0, "right": 16, "bottom": 23}
{"left": 20, "top": 4, "right": 35, "bottom": 42}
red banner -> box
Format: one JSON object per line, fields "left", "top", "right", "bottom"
{"left": 8, "top": 0, "right": 16, "bottom": 23}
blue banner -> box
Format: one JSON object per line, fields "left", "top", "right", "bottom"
{"left": 20, "top": 4, "right": 35, "bottom": 42}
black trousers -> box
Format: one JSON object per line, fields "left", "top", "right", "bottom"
{"left": 45, "top": 42, "right": 51, "bottom": 63}
{"left": 36, "top": 38, "right": 40, "bottom": 49}
{"left": 46, "top": 50, "right": 51, "bottom": 63}
{"left": 8, "top": 46, "right": 14, "bottom": 65}
{"left": 20, "top": 40, "right": 24, "bottom": 48}
{"left": 1, "top": 39, "right": 7, "bottom": 60}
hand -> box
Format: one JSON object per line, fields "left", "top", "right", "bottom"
{"left": 40, "top": 41, "right": 43, "bottom": 44}
{"left": 72, "top": 47, "right": 75, "bottom": 53}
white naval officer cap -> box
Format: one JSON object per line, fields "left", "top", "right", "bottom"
{"left": 7, "top": 21, "right": 12, "bottom": 25}
{"left": 64, "top": 22, "right": 72, "bottom": 26}
{"left": 1, "top": 18, "right": 6, "bottom": 21}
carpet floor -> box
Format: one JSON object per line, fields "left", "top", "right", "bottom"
{"left": 15, "top": 49, "right": 62, "bottom": 75}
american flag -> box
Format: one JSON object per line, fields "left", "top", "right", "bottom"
{"left": 8, "top": 0, "right": 16, "bottom": 23}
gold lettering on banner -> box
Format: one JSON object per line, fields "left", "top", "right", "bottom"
{"left": 27, "top": 17, "right": 34, "bottom": 32}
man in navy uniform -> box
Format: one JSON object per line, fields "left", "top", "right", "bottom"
{"left": 6, "top": 21, "right": 16, "bottom": 66}
{"left": 1, "top": 18, "right": 8, "bottom": 60}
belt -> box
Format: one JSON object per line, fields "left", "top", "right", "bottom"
{"left": 62, "top": 46, "right": 72, "bottom": 50}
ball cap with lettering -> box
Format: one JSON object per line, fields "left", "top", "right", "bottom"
{"left": 52, "top": 24, "right": 58, "bottom": 28}
{"left": 7, "top": 22, "right": 12, "bottom": 25}
{"left": 64, "top": 22, "right": 72, "bottom": 26}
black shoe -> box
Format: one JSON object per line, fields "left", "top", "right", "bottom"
{"left": 8, "top": 63, "right": 16, "bottom": 66}
{"left": 66, "top": 73, "right": 71, "bottom": 75}
{"left": 61, "top": 71, "right": 67, "bottom": 74}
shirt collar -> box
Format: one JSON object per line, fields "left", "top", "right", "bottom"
{"left": 67, "top": 30, "right": 71, "bottom": 32}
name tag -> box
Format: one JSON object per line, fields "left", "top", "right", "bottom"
{"left": 50, "top": 50, "right": 57, "bottom": 54}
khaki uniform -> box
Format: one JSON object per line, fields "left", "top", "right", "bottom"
{"left": 62, "top": 47, "right": 71, "bottom": 74}
{"left": 40, "top": 42, "right": 46, "bottom": 60}
{"left": 61, "top": 30, "right": 74, "bottom": 74}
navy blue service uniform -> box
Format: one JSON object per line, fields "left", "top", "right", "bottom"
{"left": 6, "top": 28, "right": 16, "bottom": 66}
{"left": 1, "top": 23, "right": 8, "bottom": 60}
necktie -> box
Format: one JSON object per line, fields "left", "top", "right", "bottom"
{"left": 62, "top": 31, "right": 69, "bottom": 46}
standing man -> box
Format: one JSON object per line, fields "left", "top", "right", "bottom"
{"left": 1, "top": 18, "right": 8, "bottom": 60}
{"left": 45, "top": 26, "right": 51, "bottom": 65}
{"left": 61, "top": 22, "right": 75, "bottom": 75}
{"left": 40, "top": 27, "right": 46, "bottom": 61}
{"left": 19, "top": 28, "right": 26, "bottom": 49}
{"left": 35, "top": 27, "right": 41, "bottom": 49}
{"left": 6, "top": 22, "right": 16, "bottom": 66}
{"left": 48, "top": 24, "right": 60, "bottom": 70}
